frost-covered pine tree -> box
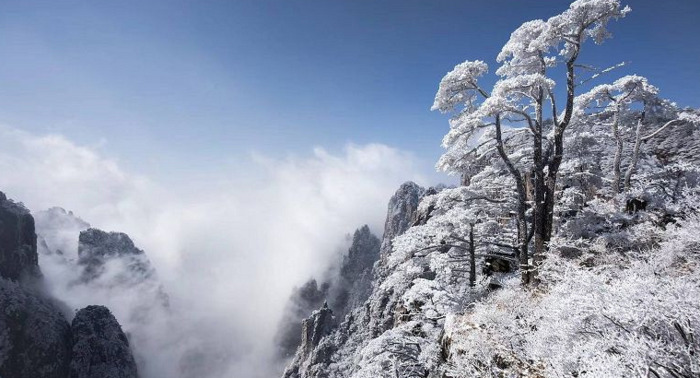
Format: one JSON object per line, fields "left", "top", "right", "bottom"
{"left": 432, "top": 0, "right": 631, "bottom": 284}
{"left": 575, "top": 76, "right": 700, "bottom": 196}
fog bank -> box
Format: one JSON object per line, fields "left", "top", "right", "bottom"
{"left": 0, "top": 125, "right": 427, "bottom": 377}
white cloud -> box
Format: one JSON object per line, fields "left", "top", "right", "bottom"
{"left": 0, "top": 124, "right": 428, "bottom": 377}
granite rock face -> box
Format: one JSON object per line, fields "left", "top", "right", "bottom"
{"left": 300, "top": 303, "right": 336, "bottom": 356}
{"left": 364, "top": 182, "right": 426, "bottom": 336}
{"left": 0, "top": 276, "right": 72, "bottom": 378}
{"left": 72, "top": 228, "right": 169, "bottom": 376}
{"left": 78, "top": 229, "right": 155, "bottom": 285}
{"left": 275, "top": 279, "right": 330, "bottom": 359}
{"left": 380, "top": 182, "right": 425, "bottom": 257}
{"left": 0, "top": 192, "right": 72, "bottom": 378}
{"left": 69, "top": 305, "right": 139, "bottom": 378}
{"left": 330, "top": 225, "right": 381, "bottom": 320}
{"left": 0, "top": 191, "right": 40, "bottom": 281}
{"left": 77, "top": 228, "right": 170, "bottom": 316}
{"left": 275, "top": 224, "right": 381, "bottom": 365}
{"left": 375, "top": 182, "right": 424, "bottom": 285}
{"left": 281, "top": 182, "right": 427, "bottom": 377}
{"left": 282, "top": 303, "right": 336, "bottom": 378}
{"left": 1, "top": 192, "right": 141, "bottom": 378}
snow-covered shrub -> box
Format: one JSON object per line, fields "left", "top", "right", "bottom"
{"left": 444, "top": 215, "right": 700, "bottom": 378}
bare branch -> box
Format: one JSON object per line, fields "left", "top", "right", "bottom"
{"left": 577, "top": 61, "right": 628, "bottom": 86}
{"left": 641, "top": 119, "right": 682, "bottom": 141}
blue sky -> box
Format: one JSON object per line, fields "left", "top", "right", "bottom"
{"left": 1, "top": 0, "right": 698, "bottom": 181}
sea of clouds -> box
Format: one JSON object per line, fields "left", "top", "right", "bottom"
{"left": 0, "top": 124, "right": 428, "bottom": 377}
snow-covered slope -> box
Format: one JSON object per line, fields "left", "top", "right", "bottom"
{"left": 281, "top": 108, "right": 700, "bottom": 377}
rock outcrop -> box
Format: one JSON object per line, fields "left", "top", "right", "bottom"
{"left": 0, "top": 278, "right": 72, "bottom": 378}
{"left": 0, "top": 192, "right": 73, "bottom": 378}
{"left": 330, "top": 225, "right": 381, "bottom": 320}
{"left": 0, "top": 192, "right": 141, "bottom": 378}
{"left": 282, "top": 182, "right": 427, "bottom": 377}
{"left": 367, "top": 182, "right": 426, "bottom": 336}
{"left": 76, "top": 228, "right": 170, "bottom": 317}
{"left": 300, "top": 303, "right": 336, "bottom": 356}
{"left": 375, "top": 182, "right": 424, "bottom": 284}
{"left": 78, "top": 229, "right": 156, "bottom": 285}
{"left": 35, "top": 207, "right": 90, "bottom": 259}
{"left": 380, "top": 182, "right": 424, "bottom": 256}
{"left": 69, "top": 305, "right": 139, "bottom": 378}
{"left": 283, "top": 303, "right": 336, "bottom": 378}
{"left": 0, "top": 191, "right": 40, "bottom": 281}
{"left": 275, "top": 224, "right": 381, "bottom": 364}
{"left": 275, "top": 279, "right": 330, "bottom": 359}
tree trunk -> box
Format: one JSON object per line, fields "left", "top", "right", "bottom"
{"left": 494, "top": 115, "right": 531, "bottom": 285}
{"left": 518, "top": 196, "right": 530, "bottom": 285}
{"left": 543, "top": 131, "right": 563, "bottom": 257}
{"left": 623, "top": 118, "right": 644, "bottom": 192}
{"left": 469, "top": 224, "right": 476, "bottom": 287}
{"left": 544, "top": 171, "right": 558, "bottom": 245}
{"left": 611, "top": 110, "right": 623, "bottom": 195}
{"left": 533, "top": 93, "right": 546, "bottom": 282}
{"left": 540, "top": 52, "right": 579, "bottom": 254}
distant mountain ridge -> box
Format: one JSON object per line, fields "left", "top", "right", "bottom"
{"left": 0, "top": 191, "right": 139, "bottom": 378}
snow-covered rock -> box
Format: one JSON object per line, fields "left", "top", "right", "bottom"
{"left": 78, "top": 229, "right": 157, "bottom": 286}
{"left": 282, "top": 182, "right": 428, "bottom": 377}
{"left": 275, "top": 224, "right": 381, "bottom": 363}
{"left": 276, "top": 279, "right": 330, "bottom": 360}
{"left": 69, "top": 305, "right": 139, "bottom": 378}
{"left": 330, "top": 225, "right": 381, "bottom": 321}
{"left": 283, "top": 302, "right": 337, "bottom": 378}
{"left": 0, "top": 278, "right": 72, "bottom": 378}
{"left": 379, "top": 182, "right": 424, "bottom": 258}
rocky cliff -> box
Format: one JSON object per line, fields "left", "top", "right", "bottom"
{"left": 282, "top": 181, "right": 426, "bottom": 377}
{"left": 279, "top": 113, "right": 700, "bottom": 378}
{"left": 0, "top": 278, "right": 72, "bottom": 378}
{"left": 0, "top": 191, "right": 141, "bottom": 378}
{"left": 0, "top": 192, "right": 40, "bottom": 281}
{"left": 375, "top": 182, "right": 424, "bottom": 283}
{"left": 35, "top": 207, "right": 91, "bottom": 264}
{"left": 70, "top": 305, "right": 139, "bottom": 378}
{"left": 330, "top": 225, "right": 381, "bottom": 321}
{"left": 36, "top": 211, "right": 171, "bottom": 376}
{"left": 78, "top": 228, "right": 158, "bottom": 286}
{"left": 276, "top": 279, "right": 330, "bottom": 359}
{"left": 283, "top": 303, "right": 337, "bottom": 378}
{"left": 275, "top": 224, "right": 381, "bottom": 363}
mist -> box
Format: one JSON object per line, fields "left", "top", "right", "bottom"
{"left": 0, "top": 125, "right": 428, "bottom": 377}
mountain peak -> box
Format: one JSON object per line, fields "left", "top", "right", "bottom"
{"left": 0, "top": 191, "right": 39, "bottom": 281}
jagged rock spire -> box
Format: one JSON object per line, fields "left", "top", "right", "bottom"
{"left": 0, "top": 191, "right": 40, "bottom": 281}
{"left": 70, "top": 305, "right": 139, "bottom": 378}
